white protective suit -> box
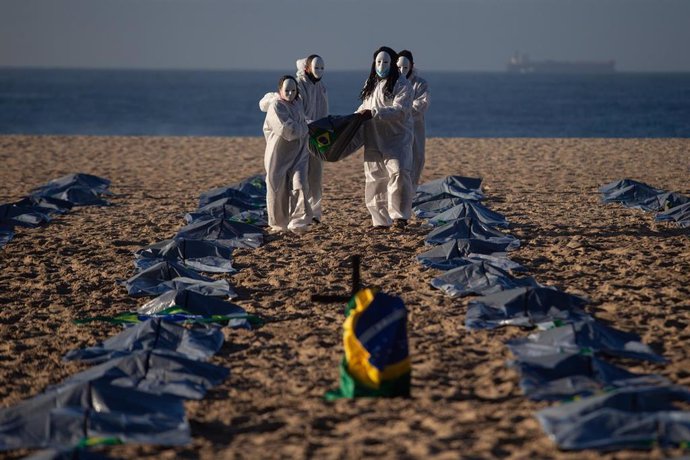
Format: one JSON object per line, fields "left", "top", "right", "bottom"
{"left": 407, "top": 69, "right": 430, "bottom": 185}
{"left": 295, "top": 58, "right": 329, "bottom": 221}
{"left": 357, "top": 75, "right": 415, "bottom": 227}
{"left": 259, "top": 93, "right": 312, "bottom": 232}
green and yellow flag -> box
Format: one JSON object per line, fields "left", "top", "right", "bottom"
{"left": 326, "top": 288, "right": 411, "bottom": 400}
{"left": 307, "top": 113, "right": 365, "bottom": 162}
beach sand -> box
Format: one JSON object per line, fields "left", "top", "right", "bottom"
{"left": 0, "top": 136, "right": 689, "bottom": 459}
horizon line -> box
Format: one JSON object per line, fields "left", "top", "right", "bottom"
{"left": 2, "top": 65, "right": 690, "bottom": 74}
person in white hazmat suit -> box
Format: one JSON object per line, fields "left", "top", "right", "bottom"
{"left": 295, "top": 54, "right": 329, "bottom": 223}
{"left": 259, "top": 75, "right": 312, "bottom": 234}
{"left": 356, "top": 46, "right": 414, "bottom": 229}
{"left": 397, "top": 50, "right": 430, "bottom": 186}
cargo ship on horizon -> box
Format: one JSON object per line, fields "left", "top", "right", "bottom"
{"left": 507, "top": 52, "right": 616, "bottom": 74}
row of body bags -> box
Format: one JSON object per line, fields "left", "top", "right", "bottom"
{"left": 600, "top": 178, "right": 690, "bottom": 227}
{"left": 414, "top": 175, "right": 690, "bottom": 451}
{"left": 0, "top": 175, "right": 271, "bottom": 457}
{"left": 1, "top": 173, "right": 112, "bottom": 249}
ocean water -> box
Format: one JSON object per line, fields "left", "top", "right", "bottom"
{"left": 1, "top": 68, "right": 689, "bottom": 137}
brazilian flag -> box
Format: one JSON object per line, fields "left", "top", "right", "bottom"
{"left": 308, "top": 113, "right": 365, "bottom": 162}
{"left": 326, "top": 288, "right": 411, "bottom": 400}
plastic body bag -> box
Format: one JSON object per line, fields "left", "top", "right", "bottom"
{"left": 425, "top": 217, "right": 520, "bottom": 248}
{"left": 64, "top": 319, "right": 224, "bottom": 364}
{"left": 465, "top": 286, "right": 590, "bottom": 330}
{"left": 307, "top": 114, "right": 365, "bottom": 162}
{"left": 431, "top": 261, "right": 538, "bottom": 298}
{"left": 0, "top": 380, "right": 190, "bottom": 451}
{"left": 537, "top": 386, "right": 690, "bottom": 450}
{"left": 134, "top": 238, "right": 235, "bottom": 274}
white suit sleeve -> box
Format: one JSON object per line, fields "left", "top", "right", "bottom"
{"left": 267, "top": 102, "right": 308, "bottom": 142}
{"left": 297, "top": 85, "right": 313, "bottom": 124}
{"left": 323, "top": 85, "right": 330, "bottom": 116}
{"left": 371, "top": 81, "right": 412, "bottom": 122}
{"left": 295, "top": 58, "right": 308, "bottom": 78}
{"left": 259, "top": 92, "right": 279, "bottom": 113}
{"left": 412, "top": 80, "right": 430, "bottom": 115}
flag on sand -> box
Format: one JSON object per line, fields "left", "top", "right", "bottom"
{"left": 326, "top": 288, "right": 411, "bottom": 400}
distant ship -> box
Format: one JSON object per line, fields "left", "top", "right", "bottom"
{"left": 507, "top": 52, "right": 616, "bottom": 74}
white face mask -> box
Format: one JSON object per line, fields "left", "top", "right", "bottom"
{"left": 280, "top": 79, "right": 297, "bottom": 102}
{"left": 397, "top": 56, "right": 411, "bottom": 77}
{"left": 375, "top": 51, "right": 391, "bottom": 78}
{"left": 310, "top": 56, "right": 325, "bottom": 80}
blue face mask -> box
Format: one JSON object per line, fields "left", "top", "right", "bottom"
{"left": 375, "top": 51, "right": 391, "bottom": 79}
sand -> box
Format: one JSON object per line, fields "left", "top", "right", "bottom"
{"left": 0, "top": 136, "right": 689, "bottom": 459}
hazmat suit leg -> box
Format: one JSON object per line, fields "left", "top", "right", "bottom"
{"left": 411, "top": 125, "right": 426, "bottom": 186}
{"left": 287, "top": 157, "right": 312, "bottom": 232}
{"left": 385, "top": 158, "right": 413, "bottom": 221}
{"left": 307, "top": 155, "right": 323, "bottom": 221}
{"left": 364, "top": 160, "right": 393, "bottom": 227}
{"left": 265, "top": 144, "right": 295, "bottom": 231}
{"left": 265, "top": 172, "right": 290, "bottom": 232}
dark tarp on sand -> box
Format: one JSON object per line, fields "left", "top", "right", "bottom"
{"left": 14, "top": 196, "right": 74, "bottom": 214}
{"left": 506, "top": 319, "right": 666, "bottom": 363}
{"left": 424, "top": 252, "right": 522, "bottom": 273}
{"left": 226, "top": 174, "right": 267, "bottom": 201}
{"left": 175, "top": 218, "right": 264, "bottom": 249}
{"left": 511, "top": 351, "right": 668, "bottom": 401}
{"left": 657, "top": 202, "right": 690, "bottom": 228}
{"left": 417, "top": 238, "right": 521, "bottom": 271}
{"left": 599, "top": 179, "right": 666, "bottom": 210}
{"left": 465, "top": 286, "right": 590, "bottom": 330}
{"left": 134, "top": 238, "right": 235, "bottom": 274}
{"left": 196, "top": 191, "right": 262, "bottom": 214}
{"left": 431, "top": 261, "right": 538, "bottom": 298}
{"left": 0, "top": 380, "right": 189, "bottom": 451}
{"left": 0, "top": 203, "right": 51, "bottom": 228}
{"left": 24, "top": 448, "right": 114, "bottom": 460}
{"left": 191, "top": 193, "right": 265, "bottom": 218}
{"left": 64, "top": 318, "right": 224, "bottom": 364}
{"left": 136, "top": 289, "right": 254, "bottom": 328}
{"left": 0, "top": 175, "right": 105, "bottom": 250}
{"left": 414, "top": 176, "right": 484, "bottom": 205}
{"left": 537, "top": 385, "right": 690, "bottom": 450}
{"left": 197, "top": 175, "right": 266, "bottom": 209}
{"left": 30, "top": 173, "right": 111, "bottom": 206}
{"left": 425, "top": 217, "right": 520, "bottom": 248}
{"left": 637, "top": 191, "right": 690, "bottom": 212}
{"left": 307, "top": 114, "right": 365, "bottom": 162}
{"left": 220, "top": 209, "right": 269, "bottom": 227}
{"left": 426, "top": 201, "right": 509, "bottom": 228}
{"left": 0, "top": 224, "right": 15, "bottom": 248}
{"left": 129, "top": 277, "right": 235, "bottom": 299}
{"left": 32, "top": 173, "right": 110, "bottom": 195}
{"left": 58, "top": 349, "right": 229, "bottom": 400}
{"left": 185, "top": 203, "right": 268, "bottom": 228}
{"left": 413, "top": 197, "right": 471, "bottom": 219}
{"left": 122, "top": 260, "right": 236, "bottom": 298}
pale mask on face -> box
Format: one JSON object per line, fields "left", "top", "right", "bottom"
{"left": 280, "top": 79, "right": 297, "bottom": 102}
{"left": 397, "top": 56, "right": 411, "bottom": 77}
{"left": 375, "top": 51, "right": 391, "bottom": 78}
{"left": 310, "top": 56, "right": 325, "bottom": 80}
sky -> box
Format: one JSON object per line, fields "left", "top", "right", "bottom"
{"left": 1, "top": 0, "right": 689, "bottom": 72}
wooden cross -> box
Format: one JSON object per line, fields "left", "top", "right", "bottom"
{"left": 311, "top": 255, "right": 361, "bottom": 303}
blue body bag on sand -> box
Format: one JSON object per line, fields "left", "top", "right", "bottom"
{"left": 308, "top": 114, "right": 365, "bottom": 162}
